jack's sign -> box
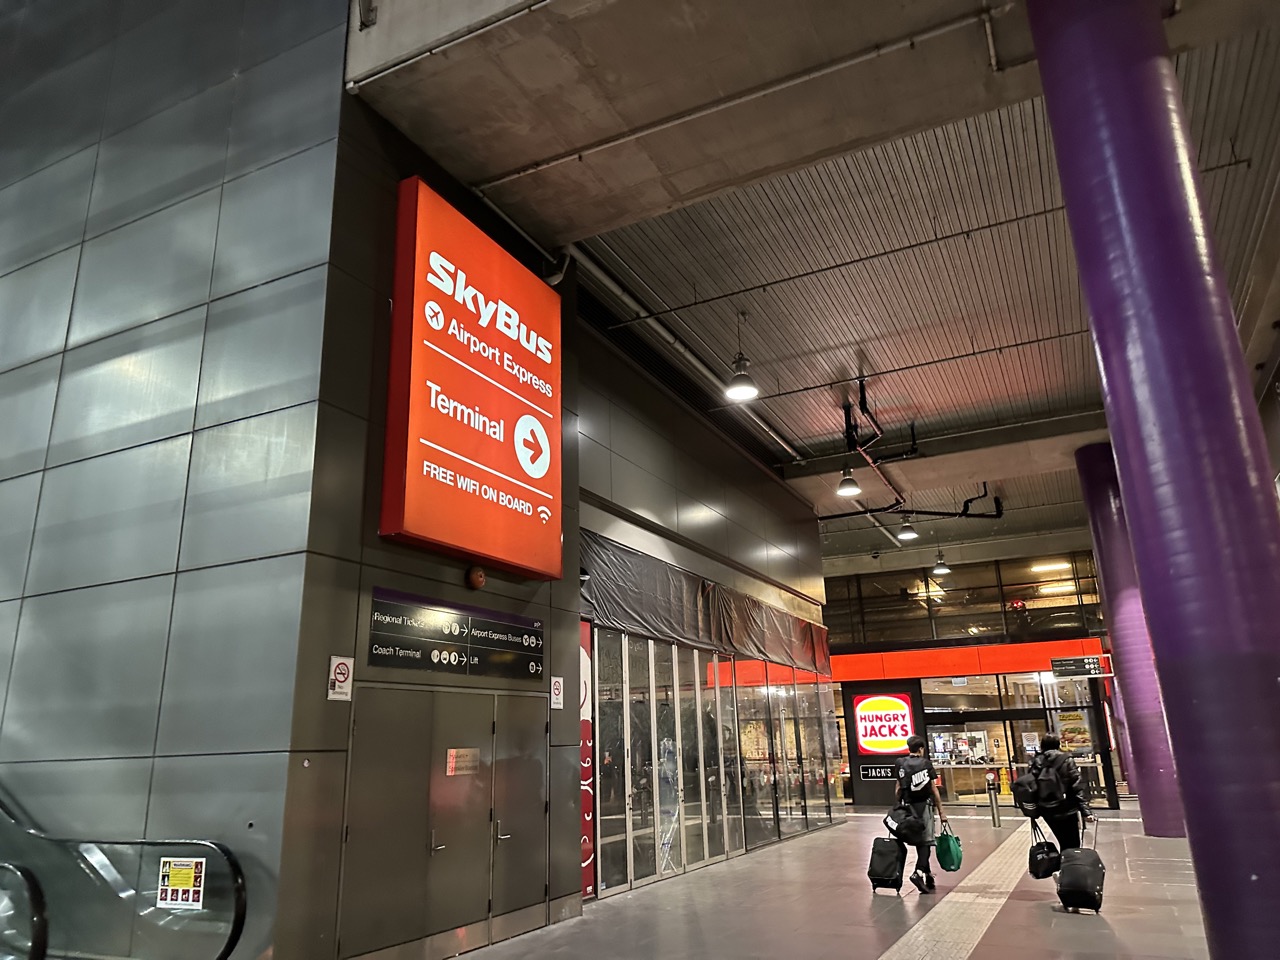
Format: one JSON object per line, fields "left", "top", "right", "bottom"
{"left": 382, "top": 179, "right": 563, "bottom": 579}
{"left": 853, "top": 694, "right": 915, "bottom": 755}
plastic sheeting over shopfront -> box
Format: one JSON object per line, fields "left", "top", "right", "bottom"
{"left": 581, "top": 530, "right": 830, "bottom": 675}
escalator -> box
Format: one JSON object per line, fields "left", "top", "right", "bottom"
{"left": 0, "top": 788, "right": 245, "bottom": 960}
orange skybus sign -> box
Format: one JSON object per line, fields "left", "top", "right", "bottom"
{"left": 381, "top": 178, "right": 563, "bottom": 579}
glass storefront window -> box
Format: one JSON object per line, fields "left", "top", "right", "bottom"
{"left": 1001, "top": 673, "right": 1046, "bottom": 710}
{"left": 795, "top": 672, "right": 829, "bottom": 826}
{"left": 700, "top": 654, "right": 727, "bottom": 859}
{"left": 676, "top": 646, "right": 705, "bottom": 868}
{"left": 930, "top": 721, "right": 1011, "bottom": 802}
{"left": 817, "top": 681, "right": 843, "bottom": 816}
{"left": 652, "top": 645, "right": 682, "bottom": 876}
{"left": 1044, "top": 676, "right": 1092, "bottom": 707}
{"left": 627, "top": 638, "right": 656, "bottom": 882}
{"left": 716, "top": 659, "right": 746, "bottom": 853}
{"left": 768, "top": 665, "right": 805, "bottom": 838}
{"left": 921, "top": 675, "right": 1002, "bottom": 712}
{"left": 595, "top": 630, "right": 628, "bottom": 893}
{"left": 861, "top": 570, "right": 933, "bottom": 644}
{"left": 735, "top": 660, "right": 780, "bottom": 849}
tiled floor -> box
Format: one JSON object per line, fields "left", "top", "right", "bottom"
{"left": 473, "top": 806, "right": 1206, "bottom": 960}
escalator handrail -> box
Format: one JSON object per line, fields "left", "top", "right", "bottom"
{"left": 0, "top": 796, "right": 245, "bottom": 960}
{"left": 0, "top": 862, "right": 48, "bottom": 960}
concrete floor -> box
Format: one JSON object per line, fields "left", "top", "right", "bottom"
{"left": 474, "top": 807, "right": 1206, "bottom": 960}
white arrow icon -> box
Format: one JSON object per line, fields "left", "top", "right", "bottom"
{"left": 514, "top": 415, "right": 551, "bottom": 479}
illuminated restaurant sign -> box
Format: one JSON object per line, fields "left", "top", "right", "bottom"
{"left": 381, "top": 178, "right": 563, "bottom": 579}
{"left": 854, "top": 694, "right": 916, "bottom": 755}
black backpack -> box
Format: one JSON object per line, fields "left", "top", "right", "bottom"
{"left": 1012, "top": 755, "right": 1068, "bottom": 817}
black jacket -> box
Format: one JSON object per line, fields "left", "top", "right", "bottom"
{"left": 1038, "top": 749, "right": 1087, "bottom": 812}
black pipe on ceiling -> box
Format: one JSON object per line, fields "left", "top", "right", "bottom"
{"left": 821, "top": 482, "right": 1003, "bottom": 523}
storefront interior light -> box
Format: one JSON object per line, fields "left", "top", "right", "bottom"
{"left": 1030, "top": 561, "right": 1072, "bottom": 573}
{"left": 897, "top": 519, "right": 919, "bottom": 541}
{"left": 836, "top": 465, "right": 861, "bottom": 498}
{"left": 1037, "top": 582, "right": 1076, "bottom": 595}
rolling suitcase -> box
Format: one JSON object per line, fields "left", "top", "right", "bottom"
{"left": 1056, "top": 821, "right": 1105, "bottom": 912}
{"left": 868, "top": 836, "right": 907, "bottom": 893}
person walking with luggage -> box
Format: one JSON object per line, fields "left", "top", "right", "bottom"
{"left": 1034, "top": 734, "right": 1094, "bottom": 850}
{"left": 895, "top": 735, "right": 948, "bottom": 894}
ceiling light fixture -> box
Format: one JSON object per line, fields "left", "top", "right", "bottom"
{"left": 836, "top": 465, "right": 861, "bottom": 498}
{"left": 1037, "top": 582, "right": 1076, "bottom": 595}
{"left": 932, "top": 552, "right": 950, "bottom": 576}
{"left": 898, "top": 519, "right": 919, "bottom": 541}
{"left": 724, "top": 310, "right": 759, "bottom": 402}
{"left": 1030, "top": 561, "right": 1072, "bottom": 573}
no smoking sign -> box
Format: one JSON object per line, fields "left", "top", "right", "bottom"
{"left": 328, "top": 656, "right": 354, "bottom": 701}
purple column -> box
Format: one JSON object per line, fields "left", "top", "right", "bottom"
{"left": 1109, "top": 680, "right": 1136, "bottom": 790}
{"left": 1030, "top": 1, "right": 1280, "bottom": 953}
{"left": 1076, "top": 442, "right": 1185, "bottom": 837}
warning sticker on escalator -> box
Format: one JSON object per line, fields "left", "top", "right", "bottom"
{"left": 158, "top": 857, "right": 205, "bottom": 910}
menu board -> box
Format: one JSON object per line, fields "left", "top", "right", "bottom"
{"left": 369, "top": 590, "right": 544, "bottom": 681}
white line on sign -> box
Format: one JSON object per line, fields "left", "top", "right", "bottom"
{"left": 419, "top": 438, "right": 554, "bottom": 500}
{"left": 422, "top": 338, "right": 554, "bottom": 419}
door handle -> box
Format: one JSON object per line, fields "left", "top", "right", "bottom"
{"left": 496, "top": 820, "right": 512, "bottom": 842}
{"left": 430, "top": 829, "right": 446, "bottom": 855}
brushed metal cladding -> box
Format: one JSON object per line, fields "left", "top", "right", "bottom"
{"left": 239, "top": 0, "right": 348, "bottom": 70}
{"left": 318, "top": 265, "right": 378, "bottom": 419}
{"left": 609, "top": 455, "right": 679, "bottom": 532}
{"left": 579, "top": 436, "right": 611, "bottom": 498}
{"left": 0, "top": 473, "right": 40, "bottom": 601}
{"left": 549, "top": 892, "right": 582, "bottom": 924}
{"left": 48, "top": 307, "right": 205, "bottom": 467}
{"left": 104, "top": 0, "right": 244, "bottom": 138}
{"left": 157, "top": 554, "right": 306, "bottom": 756}
{"left": 26, "top": 436, "right": 191, "bottom": 595}
{"left": 197, "top": 267, "right": 326, "bottom": 429}
{"left": 424, "top": 692, "right": 494, "bottom": 938}
{"left": 274, "top": 751, "right": 347, "bottom": 960}
{"left": 0, "top": 601, "right": 18, "bottom": 724}
{"left": 547, "top": 608, "right": 580, "bottom": 748}
{"left": 292, "top": 554, "right": 361, "bottom": 753}
{"left": 0, "top": 47, "right": 114, "bottom": 190}
{"left": 547, "top": 744, "right": 582, "bottom": 899}
{"left": 68, "top": 188, "right": 222, "bottom": 348}
{"left": 0, "top": 249, "right": 79, "bottom": 373}
{"left": 0, "top": 145, "right": 95, "bottom": 277}
{"left": 0, "top": 756, "right": 152, "bottom": 837}
{"left": 179, "top": 403, "right": 318, "bottom": 570}
{"left": 490, "top": 902, "right": 546, "bottom": 945}
{"left": 0, "top": 575, "right": 173, "bottom": 762}
{"left": 308, "top": 403, "right": 366, "bottom": 562}
{"left": 0, "top": 356, "right": 59, "bottom": 480}
{"left": 492, "top": 694, "right": 549, "bottom": 919}
{"left": 86, "top": 80, "right": 235, "bottom": 239}
{"left": 339, "top": 686, "right": 432, "bottom": 958}
{"left": 146, "top": 751, "right": 290, "bottom": 960}
{"left": 226, "top": 26, "right": 345, "bottom": 181}
{"left": 211, "top": 141, "right": 337, "bottom": 298}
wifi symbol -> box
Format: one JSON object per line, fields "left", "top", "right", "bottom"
{"left": 537, "top": 506, "right": 552, "bottom": 524}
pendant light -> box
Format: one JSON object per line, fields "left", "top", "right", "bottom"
{"left": 836, "top": 465, "right": 861, "bottom": 498}
{"left": 723, "top": 310, "right": 759, "bottom": 402}
{"left": 898, "top": 518, "right": 919, "bottom": 541}
{"left": 932, "top": 552, "right": 950, "bottom": 576}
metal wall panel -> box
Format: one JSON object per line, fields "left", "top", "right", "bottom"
{"left": 318, "top": 266, "right": 377, "bottom": 419}
{"left": 0, "top": 356, "right": 58, "bottom": 480}
{"left": 197, "top": 267, "right": 326, "bottom": 429}
{"left": 329, "top": 154, "right": 394, "bottom": 292}
{"left": 308, "top": 403, "right": 366, "bottom": 562}
{"left": 0, "top": 575, "right": 173, "bottom": 761}
{"left": 146, "top": 751, "right": 290, "bottom": 960}
{"left": 68, "top": 188, "right": 221, "bottom": 348}
{"left": 179, "top": 404, "right": 317, "bottom": 570}
{"left": 609, "top": 454, "right": 679, "bottom": 531}
{"left": 157, "top": 554, "right": 306, "bottom": 756}
{"left": 226, "top": 27, "right": 344, "bottom": 181}
{"left": 292, "top": 554, "right": 360, "bottom": 752}
{"left": 547, "top": 607, "right": 580, "bottom": 748}
{"left": 26, "top": 436, "right": 191, "bottom": 595}
{"left": 211, "top": 141, "right": 337, "bottom": 298}
{"left": 577, "top": 385, "right": 610, "bottom": 446}
{"left": 273, "top": 750, "right": 347, "bottom": 960}
{"left": 0, "top": 757, "right": 153, "bottom": 837}
{"left": 610, "top": 406, "right": 676, "bottom": 485}
{"left": 0, "top": 146, "right": 95, "bottom": 276}
{"left": 547, "top": 743, "right": 582, "bottom": 900}
{"left": 104, "top": 0, "right": 244, "bottom": 137}
{"left": 677, "top": 495, "right": 730, "bottom": 557}
{"left": 0, "top": 48, "right": 113, "bottom": 191}
{"left": 47, "top": 307, "right": 205, "bottom": 467}
{"left": 0, "top": 601, "right": 18, "bottom": 724}
{"left": 340, "top": 687, "right": 432, "bottom": 958}
{"left": 87, "top": 80, "right": 235, "bottom": 238}
{"left": 0, "top": 248, "right": 79, "bottom": 373}
{"left": 579, "top": 436, "right": 611, "bottom": 497}
{"left": 239, "top": 0, "right": 348, "bottom": 70}
{"left": 0, "top": 473, "right": 40, "bottom": 601}
{"left": 7, "top": 0, "right": 117, "bottom": 89}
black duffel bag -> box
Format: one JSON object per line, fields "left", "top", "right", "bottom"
{"left": 884, "top": 803, "right": 927, "bottom": 846}
{"left": 1028, "top": 819, "right": 1062, "bottom": 879}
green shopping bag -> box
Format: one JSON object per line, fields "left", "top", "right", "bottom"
{"left": 936, "top": 822, "right": 963, "bottom": 872}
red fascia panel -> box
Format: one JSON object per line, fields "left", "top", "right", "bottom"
{"left": 830, "top": 637, "right": 1107, "bottom": 683}
{"left": 882, "top": 647, "right": 981, "bottom": 680}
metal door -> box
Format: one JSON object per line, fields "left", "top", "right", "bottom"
{"left": 491, "top": 695, "right": 548, "bottom": 919}
{"left": 339, "top": 687, "right": 432, "bottom": 958}
{"left": 424, "top": 692, "right": 495, "bottom": 937}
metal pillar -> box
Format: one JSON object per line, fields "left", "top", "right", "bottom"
{"left": 1076, "top": 443, "right": 1185, "bottom": 837}
{"left": 1030, "top": 0, "right": 1280, "bottom": 953}
{"left": 1108, "top": 680, "right": 1137, "bottom": 790}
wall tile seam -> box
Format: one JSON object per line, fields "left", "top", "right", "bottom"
{"left": 350, "top": 554, "right": 561, "bottom": 604}
{"left": 0, "top": 747, "right": 343, "bottom": 766}
{"left": 16, "top": 396, "right": 321, "bottom": 483}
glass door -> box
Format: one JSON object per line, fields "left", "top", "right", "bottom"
{"left": 700, "top": 653, "right": 727, "bottom": 859}
{"left": 653, "top": 644, "right": 683, "bottom": 877}
{"left": 736, "top": 662, "right": 780, "bottom": 848}
{"left": 678, "top": 646, "right": 707, "bottom": 868}
{"left": 594, "top": 630, "right": 628, "bottom": 896}
{"left": 717, "top": 658, "right": 746, "bottom": 854}
{"left": 770, "top": 673, "right": 806, "bottom": 837}
{"left": 627, "top": 637, "right": 657, "bottom": 885}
